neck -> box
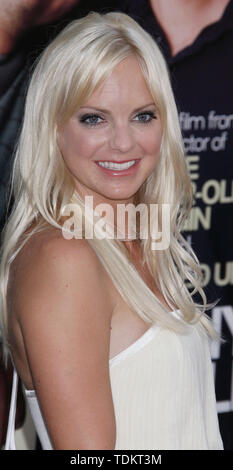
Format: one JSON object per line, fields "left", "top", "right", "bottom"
{"left": 73, "top": 189, "right": 140, "bottom": 241}
{"left": 150, "top": 0, "right": 230, "bottom": 55}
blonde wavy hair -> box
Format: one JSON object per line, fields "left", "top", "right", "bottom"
{"left": 0, "top": 11, "right": 217, "bottom": 357}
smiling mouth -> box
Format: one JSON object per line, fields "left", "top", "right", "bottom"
{"left": 96, "top": 160, "right": 138, "bottom": 171}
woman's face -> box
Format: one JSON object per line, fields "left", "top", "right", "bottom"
{"left": 58, "top": 56, "right": 163, "bottom": 208}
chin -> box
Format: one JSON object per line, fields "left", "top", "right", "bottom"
{"left": 102, "top": 185, "right": 141, "bottom": 201}
{"left": 103, "top": 192, "right": 138, "bottom": 203}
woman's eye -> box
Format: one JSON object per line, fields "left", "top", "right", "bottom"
{"left": 134, "top": 111, "right": 157, "bottom": 123}
{"left": 79, "top": 114, "right": 104, "bottom": 126}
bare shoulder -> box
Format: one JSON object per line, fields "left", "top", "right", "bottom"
{"left": 10, "top": 227, "right": 114, "bottom": 321}
{"left": 8, "top": 227, "right": 116, "bottom": 449}
{"left": 12, "top": 227, "right": 103, "bottom": 280}
{"left": 8, "top": 226, "right": 115, "bottom": 382}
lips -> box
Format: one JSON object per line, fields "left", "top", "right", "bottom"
{"left": 97, "top": 160, "right": 136, "bottom": 170}
{"left": 94, "top": 158, "right": 140, "bottom": 176}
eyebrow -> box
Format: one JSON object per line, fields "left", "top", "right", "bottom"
{"left": 79, "top": 103, "right": 156, "bottom": 114}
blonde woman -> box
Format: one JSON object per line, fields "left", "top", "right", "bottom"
{"left": 0, "top": 12, "right": 223, "bottom": 450}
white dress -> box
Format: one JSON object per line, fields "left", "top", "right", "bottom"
{"left": 5, "top": 312, "right": 223, "bottom": 450}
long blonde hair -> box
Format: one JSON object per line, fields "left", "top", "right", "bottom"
{"left": 0, "top": 11, "right": 218, "bottom": 357}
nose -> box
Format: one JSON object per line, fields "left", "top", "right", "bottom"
{"left": 109, "top": 122, "right": 135, "bottom": 153}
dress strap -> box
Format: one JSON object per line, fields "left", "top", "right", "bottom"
{"left": 4, "top": 368, "right": 18, "bottom": 450}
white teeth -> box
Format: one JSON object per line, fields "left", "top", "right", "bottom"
{"left": 98, "top": 160, "right": 136, "bottom": 170}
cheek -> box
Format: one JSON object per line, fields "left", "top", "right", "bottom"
{"left": 60, "top": 128, "right": 104, "bottom": 162}
{"left": 142, "top": 128, "right": 162, "bottom": 157}
{"left": 77, "top": 133, "right": 104, "bottom": 159}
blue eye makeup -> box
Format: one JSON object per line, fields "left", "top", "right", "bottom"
{"left": 134, "top": 111, "right": 157, "bottom": 123}
{"left": 78, "top": 109, "right": 157, "bottom": 127}
{"left": 79, "top": 114, "right": 104, "bottom": 126}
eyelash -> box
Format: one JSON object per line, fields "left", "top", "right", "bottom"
{"left": 79, "top": 111, "right": 157, "bottom": 126}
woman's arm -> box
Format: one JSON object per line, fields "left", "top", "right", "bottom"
{"left": 12, "top": 233, "right": 116, "bottom": 449}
